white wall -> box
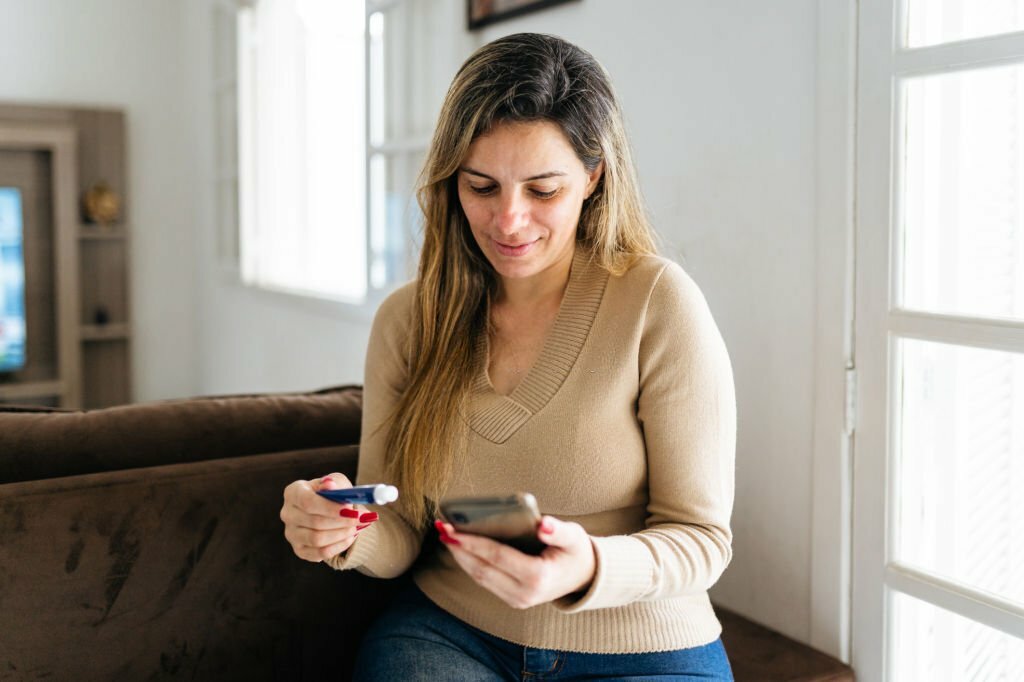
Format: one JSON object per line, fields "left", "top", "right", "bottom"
{"left": 0, "top": 0, "right": 201, "bottom": 402}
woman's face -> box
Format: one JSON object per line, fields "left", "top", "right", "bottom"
{"left": 457, "top": 120, "right": 603, "bottom": 286}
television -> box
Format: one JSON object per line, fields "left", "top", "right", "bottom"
{"left": 0, "top": 187, "right": 27, "bottom": 374}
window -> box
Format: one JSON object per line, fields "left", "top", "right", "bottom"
{"left": 213, "top": 0, "right": 429, "bottom": 305}
{"left": 364, "top": 1, "right": 431, "bottom": 291}
{"left": 236, "top": 0, "right": 367, "bottom": 301}
{"left": 854, "top": 1, "right": 1024, "bottom": 680}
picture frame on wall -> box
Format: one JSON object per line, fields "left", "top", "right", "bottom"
{"left": 467, "top": 0, "right": 580, "bottom": 31}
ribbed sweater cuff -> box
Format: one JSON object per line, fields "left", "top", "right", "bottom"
{"left": 553, "top": 535, "right": 653, "bottom": 613}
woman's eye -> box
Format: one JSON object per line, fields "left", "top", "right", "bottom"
{"left": 466, "top": 185, "right": 558, "bottom": 199}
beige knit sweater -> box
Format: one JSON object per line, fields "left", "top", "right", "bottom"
{"left": 327, "top": 247, "right": 737, "bottom": 654}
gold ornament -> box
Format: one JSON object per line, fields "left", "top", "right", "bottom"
{"left": 82, "top": 181, "right": 121, "bottom": 228}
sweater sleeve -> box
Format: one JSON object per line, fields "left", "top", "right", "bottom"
{"left": 325, "top": 284, "right": 427, "bottom": 578}
{"left": 555, "top": 262, "right": 736, "bottom": 612}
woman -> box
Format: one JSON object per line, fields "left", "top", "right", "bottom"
{"left": 280, "top": 32, "right": 737, "bottom": 680}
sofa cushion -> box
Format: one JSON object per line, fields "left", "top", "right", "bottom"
{"left": 0, "top": 385, "right": 362, "bottom": 484}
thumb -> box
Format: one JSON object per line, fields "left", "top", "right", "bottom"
{"left": 315, "top": 473, "right": 350, "bottom": 491}
{"left": 536, "top": 515, "right": 580, "bottom": 549}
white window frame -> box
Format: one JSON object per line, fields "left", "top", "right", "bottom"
{"left": 852, "top": 2, "right": 1024, "bottom": 680}
{"left": 364, "top": 0, "right": 431, "bottom": 298}
{"left": 810, "top": 0, "right": 858, "bottom": 663}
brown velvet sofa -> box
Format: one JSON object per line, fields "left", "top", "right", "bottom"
{"left": 0, "top": 385, "right": 852, "bottom": 681}
{"left": 0, "top": 385, "right": 400, "bottom": 680}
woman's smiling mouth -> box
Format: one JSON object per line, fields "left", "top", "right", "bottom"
{"left": 493, "top": 238, "right": 539, "bottom": 257}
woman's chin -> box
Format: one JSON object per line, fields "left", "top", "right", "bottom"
{"left": 488, "top": 259, "right": 540, "bottom": 281}
{"left": 484, "top": 243, "right": 542, "bottom": 277}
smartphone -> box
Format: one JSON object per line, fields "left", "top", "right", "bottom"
{"left": 439, "top": 492, "right": 545, "bottom": 555}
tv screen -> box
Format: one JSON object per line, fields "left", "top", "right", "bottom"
{"left": 0, "top": 187, "right": 27, "bottom": 373}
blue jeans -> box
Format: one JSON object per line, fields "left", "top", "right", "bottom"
{"left": 352, "top": 584, "right": 734, "bottom": 681}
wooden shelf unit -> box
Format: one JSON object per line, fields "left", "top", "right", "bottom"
{"left": 0, "top": 104, "right": 132, "bottom": 409}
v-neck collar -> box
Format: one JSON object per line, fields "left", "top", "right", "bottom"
{"left": 469, "top": 248, "right": 609, "bottom": 444}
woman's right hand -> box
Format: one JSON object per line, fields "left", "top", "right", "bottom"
{"left": 280, "top": 473, "right": 379, "bottom": 562}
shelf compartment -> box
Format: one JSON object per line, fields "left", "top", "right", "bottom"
{"left": 81, "top": 339, "right": 131, "bottom": 409}
{"left": 79, "top": 238, "right": 128, "bottom": 326}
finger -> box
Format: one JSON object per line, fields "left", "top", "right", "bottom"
{"left": 440, "top": 524, "right": 536, "bottom": 584}
{"left": 292, "top": 475, "right": 359, "bottom": 518}
{"left": 286, "top": 509, "right": 378, "bottom": 540}
{"left": 284, "top": 480, "right": 341, "bottom": 519}
{"left": 535, "top": 515, "right": 579, "bottom": 549}
{"left": 316, "top": 537, "right": 355, "bottom": 561}
{"left": 446, "top": 544, "right": 541, "bottom": 609}
{"left": 316, "top": 473, "right": 352, "bottom": 491}
{"left": 295, "top": 535, "right": 355, "bottom": 563}
{"left": 281, "top": 504, "right": 353, "bottom": 532}
{"left": 310, "top": 519, "right": 376, "bottom": 561}
{"left": 288, "top": 524, "right": 360, "bottom": 549}
{"left": 293, "top": 544, "right": 326, "bottom": 562}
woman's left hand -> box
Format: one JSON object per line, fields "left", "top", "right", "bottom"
{"left": 434, "top": 516, "right": 596, "bottom": 609}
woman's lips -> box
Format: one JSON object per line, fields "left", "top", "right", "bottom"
{"left": 493, "top": 238, "right": 538, "bottom": 257}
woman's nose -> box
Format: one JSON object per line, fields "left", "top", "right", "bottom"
{"left": 494, "top": 191, "right": 529, "bottom": 235}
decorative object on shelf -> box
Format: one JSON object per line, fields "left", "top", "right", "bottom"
{"left": 93, "top": 304, "right": 110, "bottom": 326}
{"left": 467, "top": 0, "right": 579, "bottom": 29}
{"left": 81, "top": 180, "right": 121, "bottom": 228}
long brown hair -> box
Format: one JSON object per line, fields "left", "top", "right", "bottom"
{"left": 385, "top": 33, "right": 657, "bottom": 529}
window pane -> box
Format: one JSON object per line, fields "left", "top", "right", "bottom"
{"left": 895, "top": 338, "right": 1024, "bottom": 607}
{"left": 238, "top": 0, "right": 366, "bottom": 301}
{"left": 906, "top": 0, "right": 1024, "bottom": 48}
{"left": 900, "top": 63, "right": 1024, "bottom": 321}
{"left": 890, "top": 590, "right": 1024, "bottom": 681}
{"left": 369, "top": 152, "right": 421, "bottom": 289}
{"left": 368, "top": 11, "right": 385, "bottom": 147}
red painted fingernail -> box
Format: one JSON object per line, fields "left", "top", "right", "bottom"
{"left": 440, "top": 535, "right": 460, "bottom": 546}
{"left": 540, "top": 519, "right": 555, "bottom": 534}
{"left": 434, "top": 520, "right": 445, "bottom": 532}
{"left": 340, "top": 508, "right": 360, "bottom": 519}
{"left": 356, "top": 523, "right": 371, "bottom": 531}
{"left": 359, "top": 512, "right": 379, "bottom": 523}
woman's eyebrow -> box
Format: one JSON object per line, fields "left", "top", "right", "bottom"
{"left": 459, "top": 166, "right": 567, "bottom": 182}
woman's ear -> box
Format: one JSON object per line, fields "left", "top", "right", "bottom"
{"left": 585, "top": 160, "right": 605, "bottom": 199}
